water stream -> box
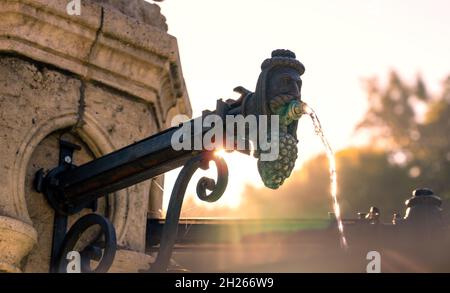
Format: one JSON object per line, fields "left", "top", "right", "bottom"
{"left": 302, "top": 103, "right": 349, "bottom": 249}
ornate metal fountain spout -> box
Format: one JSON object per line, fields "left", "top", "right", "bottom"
{"left": 34, "top": 49, "right": 306, "bottom": 272}
{"left": 244, "top": 49, "right": 306, "bottom": 188}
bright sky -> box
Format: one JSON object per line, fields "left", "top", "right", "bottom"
{"left": 154, "top": 0, "right": 450, "bottom": 211}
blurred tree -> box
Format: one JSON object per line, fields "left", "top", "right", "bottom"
{"left": 336, "top": 148, "right": 412, "bottom": 220}
{"left": 356, "top": 71, "right": 427, "bottom": 150}
{"left": 414, "top": 76, "right": 450, "bottom": 196}
{"left": 243, "top": 148, "right": 416, "bottom": 220}
{"left": 357, "top": 72, "right": 450, "bottom": 198}
{"left": 180, "top": 148, "right": 413, "bottom": 221}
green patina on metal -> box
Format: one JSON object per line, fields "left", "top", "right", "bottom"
{"left": 241, "top": 49, "right": 306, "bottom": 189}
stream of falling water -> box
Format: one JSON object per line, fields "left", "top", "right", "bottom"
{"left": 302, "top": 103, "right": 349, "bottom": 250}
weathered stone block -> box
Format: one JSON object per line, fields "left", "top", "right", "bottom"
{"left": 0, "top": 0, "right": 191, "bottom": 272}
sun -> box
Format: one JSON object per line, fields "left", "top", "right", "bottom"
{"left": 214, "top": 148, "right": 227, "bottom": 158}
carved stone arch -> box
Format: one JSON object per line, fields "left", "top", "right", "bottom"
{"left": 1, "top": 0, "right": 191, "bottom": 272}
{"left": 2, "top": 112, "right": 78, "bottom": 272}
{"left": 8, "top": 111, "right": 134, "bottom": 272}
{"left": 75, "top": 112, "right": 130, "bottom": 245}
{"left": 11, "top": 112, "right": 79, "bottom": 224}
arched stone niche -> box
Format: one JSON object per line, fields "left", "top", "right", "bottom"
{"left": 0, "top": 56, "right": 160, "bottom": 272}
{"left": 0, "top": 0, "right": 191, "bottom": 272}
{"left": 23, "top": 129, "right": 108, "bottom": 272}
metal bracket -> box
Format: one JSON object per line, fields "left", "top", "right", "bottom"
{"left": 34, "top": 139, "right": 111, "bottom": 273}
{"left": 47, "top": 140, "right": 80, "bottom": 272}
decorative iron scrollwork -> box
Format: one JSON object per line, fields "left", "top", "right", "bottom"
{"left": 196, "top": 154, "right": 228, "bottom": 203}
{"left": 55, "top": 213, "right": 117, "bottom": 273}
{"left": 149, "top": 152, "right": 228, "bottom": 272}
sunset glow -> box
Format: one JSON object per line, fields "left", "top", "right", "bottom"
{"left": 158, "top": 0, "right": 450, "bottom": 215}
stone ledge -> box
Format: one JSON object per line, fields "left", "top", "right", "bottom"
{"left": 0, "top": 215, "right": 37, "bottom": 272}
{"left": 90, "top": 249, "right": 154, "bottom": 273}
{"left": 0, "top": 0, "right": 192, "bottom": 124}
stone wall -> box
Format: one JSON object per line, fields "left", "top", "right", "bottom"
{"left": 0, "top": 0, "right": 191, "bottom": 272}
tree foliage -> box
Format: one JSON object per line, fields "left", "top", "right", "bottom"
{"left": 357, "top": 72, "right": 450, "bottom": 198}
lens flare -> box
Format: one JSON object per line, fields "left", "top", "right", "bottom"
{"left": 214, "top": 148, "right": 227, "bottom": 158}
